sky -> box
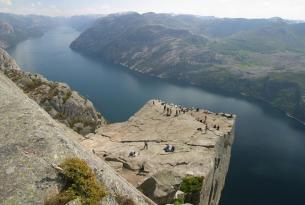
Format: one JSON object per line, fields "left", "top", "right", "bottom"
{"left": 0, "top": 0, "right": 305, "bottom": 20}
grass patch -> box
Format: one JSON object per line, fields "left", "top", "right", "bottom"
{"left": 180, "top": 176, "right": 204, "bottom": 193}
{"left": 45, "top": 158, "right": 106, "bottom": 205}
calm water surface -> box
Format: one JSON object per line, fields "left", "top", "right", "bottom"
{"left": 8, "top": 27, "right": 305, "bottom": 205}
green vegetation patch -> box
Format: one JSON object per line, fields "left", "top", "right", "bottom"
{"left": 180, "top": 176, "right": 204, "bottom": 193}
{"left": 172, "top": 198, "right": 184, "bottom": 205}
{"left": 63, "top": 90, "right": 72, "bottom": 104}
{"left": 45, "top": 158, "right": 106, "bottom": 205}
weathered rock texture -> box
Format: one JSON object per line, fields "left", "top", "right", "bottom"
{"left": 80, "top": 100, "right": 236, "bottom": 205}
{"left": 0, "top": 71, "right": 155, "bottom": 205}
{"left": 0, "top": 48, "right": 106, "bottom": 135}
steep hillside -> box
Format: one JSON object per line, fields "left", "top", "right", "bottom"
{"left": 0, "top": 48, "right": 106, "bottom": 135}
{"left": 71, "top": 12, "right": 305, "bottom": 122}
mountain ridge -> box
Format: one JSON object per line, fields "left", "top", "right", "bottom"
{"left": 71, "top": 12, "right": 305, "bottom": 122}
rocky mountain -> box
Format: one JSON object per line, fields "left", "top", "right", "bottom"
{"left": 0, "top": 70, "right": 154, "bottom": 205}
{"left": 0, "top": 48, "right": 106, "bottom": 135}
{"left": 71, "top": 12, "right": 305, "bottom": 122}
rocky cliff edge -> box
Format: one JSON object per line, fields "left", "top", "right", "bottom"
{"left": 0, "top": 71, "right": 155, "bottom": 205}
{"left": 80, "top": 100, "right": 236, "bottom": 205}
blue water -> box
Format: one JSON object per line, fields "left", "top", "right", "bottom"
{"left": 8, "top": 27, "right": 305, "bottom": 205}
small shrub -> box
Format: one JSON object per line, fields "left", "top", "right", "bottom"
{"left": 45, "top": 158, "right": 106, "bottom": 205}
{"left": 63, "top": 91, "right": 72, "bottom": 104}
{"left": 23, "top": 78, "right": 43, "bottom": 92}
{"left": 180, "top": 176, "right": 204, "bottom": 193}
{"left": 115, "top": 195, "right": 135, "bottom": 205}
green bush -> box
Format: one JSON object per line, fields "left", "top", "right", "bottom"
{"left": 45, "top": 158, "right": 106, "bottom": 205}
{"left": 180, "top": 176, "right": 204, "bottom": 193}
{"left": 173, "top": 198, "right": 184, "bottom": 205}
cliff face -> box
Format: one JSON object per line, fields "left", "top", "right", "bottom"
{"left": 80, "top": 100, "right": 236, "bottom": 205}
{"left": 0, "top": 48, "right": 106, "bottom": 135}
{"left": 0, "top": 71, "right": 154, "bottom": 205}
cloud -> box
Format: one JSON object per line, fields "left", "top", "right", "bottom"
{"left": 0, "top": 0, "right": 12, "bottom": 5}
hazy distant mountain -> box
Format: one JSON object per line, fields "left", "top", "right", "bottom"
{"left": 68, "top": 15, "right": 103, "bottom": 31}
{"left": 0, "top": 13, "right": 100, "bottom": 49}
{"left": 0, "top": 13, "right": 61, "bottom": 48}
{"left": 71, "top": 12, "right": 305, "bottom": 122}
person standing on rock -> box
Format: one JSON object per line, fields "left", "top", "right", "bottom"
{"left": 144, "top": 141, "right": 148, "bottom": 150}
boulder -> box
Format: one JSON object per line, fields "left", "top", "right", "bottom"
{"left": 138, "top": 170, "right": 182, "bottom": 204}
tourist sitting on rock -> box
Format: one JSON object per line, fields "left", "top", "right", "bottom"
{"left": 129, "top": 151, "right": 139, "bottom": 157}
{"left": 164, "top": 144, "right": 175, "bottom": 152}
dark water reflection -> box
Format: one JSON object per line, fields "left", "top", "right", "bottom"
{"left": 8, "top": 27, "right": 305, "bottom": 205}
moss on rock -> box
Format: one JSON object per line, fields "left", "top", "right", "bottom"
{"left": 45, "top": 158, "right": 106, "bottom": 205}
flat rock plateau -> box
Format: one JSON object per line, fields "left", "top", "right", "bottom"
{"left": 80, "top": 100, "right": 236, "bottom": 205}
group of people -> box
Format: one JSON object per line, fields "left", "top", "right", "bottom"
{"left": 163, "top": 104, "right": 187, "bottom": 117}
{"left": 213, "top": 124, "right": 220, "bottom": 130}
{"left": 129, "top": 141, "right": 176, "bottom": 158}
{"left": 154, "top": 99, "right": 203, "bottom": 117}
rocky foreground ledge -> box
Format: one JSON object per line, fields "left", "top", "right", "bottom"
{"left": 81, "top": 100, "right": 236, "bottom": 205}
{"left": 0, "top": 71, "right": 155, "bottom": 205}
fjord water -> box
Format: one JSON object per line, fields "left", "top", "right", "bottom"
{"left": 9, "top": 27, "right": 305, "bottom": 205}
